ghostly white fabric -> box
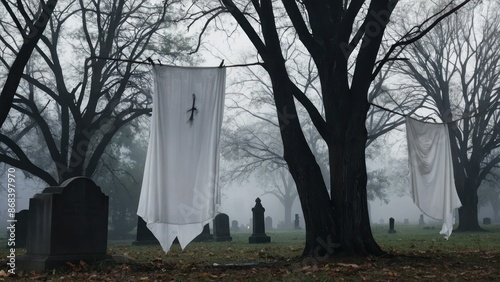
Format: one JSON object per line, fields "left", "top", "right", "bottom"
{"left": 138, "top": 66, "right": 226, "bottom": 252}
{"left": 406, "top": 117, "right": 462, "bottom": 239}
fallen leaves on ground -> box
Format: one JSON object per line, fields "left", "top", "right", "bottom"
{"left": 2, "top": 247, "right": 500, "bottom": 281}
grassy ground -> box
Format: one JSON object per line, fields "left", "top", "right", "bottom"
{"left": 1, "top": 224, "right": 500, "bottom": 281}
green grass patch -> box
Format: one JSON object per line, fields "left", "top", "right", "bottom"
{"left": 372, "top": 224, "right": 500, "bottom": 253}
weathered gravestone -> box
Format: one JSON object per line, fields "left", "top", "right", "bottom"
{"left": 192, "top": 223, "right": 213, "bottom": 242}
{"left": 231, "top": 220, "right": 240, "bottom": 232}
{"left": 404, "top": 218, "right": 409, "bottom": 225}
{"left": 18, "top": 177, "right": 111, "bottom": 272}
{"left": 483, "top": 217, "right": 492, "bottom": 225}
{"left": 249, "top": 198, "right": 271, "bottom": 243}
{"left": 265, "top": 216, "right": 273, "bottom": 231}
{"left": 213, "top": 213, "right": 232, "bottom": 242}
{"left": 132, "top": 216, "right": 160, "bottom": 245}
{"left": 294, "top": 214, "right": 300, "bottom": 230}
{"left": 388, "top": 217, "right": 397, "bottom": 234}
{"left": 6, "top": 210, "right": 29, "bottom": 248}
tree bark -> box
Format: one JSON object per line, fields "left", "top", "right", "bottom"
{"left": 449, "top": 126, "right": 483, "bottom": 232}
{"left": 270, "top": 71, "right": 336, "bottom": 258}
{"left": 329, "top": 91, "right": 384, "bottom": 255}
{"left": 456, "top": 179, "right": 483, "bottom": 231}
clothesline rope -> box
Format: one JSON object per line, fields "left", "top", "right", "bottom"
{"left": 87, "top": 56, "right": 493, "bottom": 125}
{"left": 87, "top": 56, "right": 262, "bottom": 68}
{"left": 369, "top": 102, "right": 495, "bottom": 124}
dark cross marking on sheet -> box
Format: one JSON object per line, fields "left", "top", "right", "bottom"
{"left": 187, "top": 93, "right": 198, "bottom": 125}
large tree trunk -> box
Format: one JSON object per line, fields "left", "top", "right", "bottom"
{"left": 281, "top": 111, "right": 336, "bottom": 259}
{"left": 272, "top": 69, "right": 382, "bottom": 257}
{"left": 456, "top": 179, "right": 482, "bottom": 231}
{"left": 330, "top": 95, "right": 383, "bottom": 256}
{"left": 289, "top": 151, "right": 336, "bottom": 259}
{"left": 449, "top": 128, "right": 483, "bottom": 232}
{"left": 269, "top": 67, "right": 335, "bottom": 259}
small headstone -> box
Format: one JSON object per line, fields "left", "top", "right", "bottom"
{"left": 294, "top": 214, "right": 300, "bottom": 230}
{"left": 18, "top": 177, "right": 111, "bottom": 272}
{"left": 192, "top": 223, "right": 213, "bottom": 242}
{"left": 213, "top": 213, "right": 232, "bottom": 242}
{"left": 231, "top": 220, "right": 240, "bottom": 232}
{"left": 6, "top": 210, "right": 29, "bottom": 248}
{"left": 404, "top": 218, "right": 409, "bottom": 225}
{"left": 132, "top": 216, "right": 160, "bottom": 245}
{"left": 265, "top": 216, "right": 273, "bottom": 231}
{"left": 249, "top": 198, "right": 271, "bottom": 243}
{"left": 388, "top": 217, "right": 397, "bottom": 234}
{"left": 419, "top": 214, "right": 425, "bottom": 225}
{"left": 483, "top": 217, "right": 492, "bottom": 225}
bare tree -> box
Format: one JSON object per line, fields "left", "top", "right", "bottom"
{"left": 194, "top": 0, "right": 474, "bottom": 257}
{"left": 395, "top": 1, "right": 500, "bottom": 231}
{"left": 0, "top": 0, "right": 192, "bottom": 185}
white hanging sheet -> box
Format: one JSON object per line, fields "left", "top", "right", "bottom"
{"left": 406, "top": 117, "right": 462, "bottom": 239}
{"left": 137, "top": 66, "right": 226, "bottom": 252}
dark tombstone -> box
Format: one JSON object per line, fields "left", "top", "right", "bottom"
{"left": 132, "top": 216, "right": 160, "bottom": 245}
{"left": 388, "top": 217, "right": 397, "bottom": 234}
{"left": 249, "top": 198, "right": 271, "bottom": 243}
{"left": 419, "top": 214, "right": 425, "bottom": 225}
{"left": 294, "top": 214, "right": 300, "bottom": 230}
{"left": 483, "top": 217, "right": 492, "bottom": 225}
{"left": 265, "top": 216, "right": 273, "bottom": 231}
{"left": 213, "top": 213, "right": 232, "bottom": 242}
{"left": 404, "top": 218, "right": 409, "bottom": 225}
{"left": 18, "top": 177, "right": 111, "bottom": 272}
{"left": 231, "top": 220, "right": 240, "bottom": 232}
{"left": 6, "top": 210, "right": 29, "bottom": 248}
{"left": 192, "top": 223, "right": 213, "bottom": 242}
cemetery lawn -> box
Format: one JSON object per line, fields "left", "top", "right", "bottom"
{"left": 2, "top": 225, "right": 500, "bottom": 281}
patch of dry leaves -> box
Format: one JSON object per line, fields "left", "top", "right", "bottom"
{"left": 1, "top": 250, "right": 499, "bottom": 281}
